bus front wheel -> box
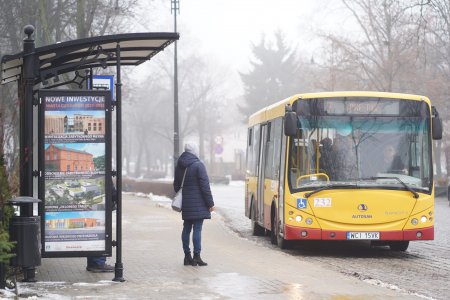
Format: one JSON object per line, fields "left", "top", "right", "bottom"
{"left": 277, "top": 222, "right": 291, "bottom": 249}
{"left": 251, "top": 202, "right": 265, "bottom": 236}
{"left": 270, "top": 206, "right": 277, "bottom": 245}
{"left": 389, "top": 241, "right": 409, "bottom": 251}
{"left": 272, "top": 214, "right": 290, "bottom": 249}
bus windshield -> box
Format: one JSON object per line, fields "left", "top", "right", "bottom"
{"left": 288, "top": 98, "right": 432, "bottom": 193}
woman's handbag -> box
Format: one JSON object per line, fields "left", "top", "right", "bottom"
{"left": 172, "top": 168, "right": 187, "bottom": 212}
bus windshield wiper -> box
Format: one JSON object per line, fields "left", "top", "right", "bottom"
{"left": 304, "top": 184, "right": 357, "bottom": 198}
{"left": 369, "top": 176, "right": 419, "bottom": 199}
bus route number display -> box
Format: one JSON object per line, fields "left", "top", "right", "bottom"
{"left": 324, "top": 99, "right": 400, "bottom": 115}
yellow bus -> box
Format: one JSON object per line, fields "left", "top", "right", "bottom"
{"left": 245, "top": 91, "right": 442, "bottom": 251}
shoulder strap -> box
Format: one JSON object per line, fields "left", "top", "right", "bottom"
{"left": 180, "top": 167, "right": 188, "bottom": 188}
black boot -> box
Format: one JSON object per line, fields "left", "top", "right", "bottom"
{"left": 191, "top": 254, "right": 207, "bottom": 266}
{"left": 184, "top": 253, "right": 193, "bottom": 266}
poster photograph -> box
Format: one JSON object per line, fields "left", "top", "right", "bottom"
{"left": 44, "top": 211, "right": 106, "bottom": 252}
{"left": 39, "top": 90, "right": 111, "bottom": 255}
{"left": 44, "top": 143, "right": 105, "bottom": 177}
{"left": 45, "top": 110, "right": 105, "bottom": 144}
{"left": 45, "top": 177, "right": 105, "bottom": 210}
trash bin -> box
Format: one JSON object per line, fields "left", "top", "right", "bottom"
{"left": 9, "top": 197, "right": 41, "bottom": 268}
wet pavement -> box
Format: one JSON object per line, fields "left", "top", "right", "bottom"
{"left": 285, "top": 195, "right": 450, "bottom": 300}
{"left": 1, "top": 192, "right": 427, "bottom": 299}
{"left": 213, "top": 183, "right": 450, "bottom": 300}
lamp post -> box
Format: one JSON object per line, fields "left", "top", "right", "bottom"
{"left": 171, "top": 0, "right": 180, "bottom": 169}
{"left": 21, "top": 24, "right": 37, "bottom": 283}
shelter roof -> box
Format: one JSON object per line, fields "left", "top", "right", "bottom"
{"left": 1, "top": 32, "right": 179, "bottom": 85}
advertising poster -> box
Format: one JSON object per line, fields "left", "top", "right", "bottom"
{"left": 39, "top": 90, "right": 111, "bottom": 257}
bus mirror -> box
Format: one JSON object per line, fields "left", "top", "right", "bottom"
{"left": 432, "top": 106, "right": 442, "bottom": 140}
{"left": 432, "top": 116, "right": 442, "bottom": 140}
{"left": 284, "top": 111, "right": 297, "bottom": 136}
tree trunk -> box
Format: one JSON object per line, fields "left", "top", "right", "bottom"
{"left": 77, "top": 0, "right": 87, "bottom": 38}
{"left": 55, "top": 0, "right": 63, "bottom": 42}
{"left": 134, "top": 138, "right": 144, "bottom": 177}
{"left": 444, "top": 144, "right": 450, "bottom": 181}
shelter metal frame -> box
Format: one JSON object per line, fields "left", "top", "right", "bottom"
{"left": 1, "top": 26, "right": 179, "bottom": 282}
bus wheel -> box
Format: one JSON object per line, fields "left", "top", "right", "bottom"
{"left": 277, "top": 230, "right": 291, "bottom": 249}
{"left": 270, "top": 213, "right": 277, "bottom": 245}
{"left": 251, "top": 203, "right": 265, "bottom": 236}
{"left": 275, "top": 220, "right": 291, "bottom": 249}
{"left": 389, "top": 241, "right": 409, "bottom": 251}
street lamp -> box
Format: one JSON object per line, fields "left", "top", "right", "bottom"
{"left": 171, "top": 0, "right": 180, "bottom": 168}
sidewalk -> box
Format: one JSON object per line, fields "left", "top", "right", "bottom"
{"left": 8, "top": 194, "right": 422, "bottom": 299}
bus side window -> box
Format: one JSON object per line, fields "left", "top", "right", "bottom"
{"left": 289, "top": 140, "right": 297, "bottom": 187}
{"left": 263, "top": 118, "right": 283, "bottom": 181}
{"left": 246, "top": 126, "right": 260, "bottom": 177}
{"left": 253, "top": 125, "right": 261, "bottom": 175}
{"left": 290, "top": 137, "right": 302, "bottom": 187}
{"left": 410, "top": 141, "right": 421, "bottom": 178}
{"left": 246, "top": 128, "right": 252, "bottom": 175}
{"left": 265, "top": 122, "right": 273, "bottom": 179}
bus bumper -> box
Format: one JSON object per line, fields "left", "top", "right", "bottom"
{"left": 284, "top": 225, "right": 434, "bottom": 241}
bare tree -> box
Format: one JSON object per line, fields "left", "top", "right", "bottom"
{"left": 321, "top": 0, "right": 425, "bottom": 92}
{"left": 0, "top": 0, "right": 147, "bottom": 189}
{"left": 418, "top": 0, "right": 450, "bottom": 178}
{"left": 181, "top": 55, "right": 227, "bottom": 160}
{"left": 313, "top": 0, "right": 450, "bottom": 177}
{"left": 123, "top": 48, "right": 230, "bottom": 177}
{"left": 311, "top": 39, "right": 364, "bottom": 91}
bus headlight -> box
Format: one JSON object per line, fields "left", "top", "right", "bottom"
{"left": 305, "top": 218, "right": 313, "bottom": 225}
{"left": 411, "top": 218, "right": 418, "bottom": 225}
{"left": 420, "top": 216, "right": 427, "bottom": 223}
{"left": 295, "top": 215, "right": 302, "bottom": 222}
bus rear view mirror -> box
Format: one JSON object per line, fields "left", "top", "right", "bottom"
{"left": 432, "top": 106, "right": 442, "bottom": 140}
{"left": 432, "top": 117, "right": 442, "bottom": 140}
{"left": 284, "top": 111, "right": 297, "bottom": 136}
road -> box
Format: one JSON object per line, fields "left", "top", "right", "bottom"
{"left": 211, "top": 182, "right": 450, "bottom": 300}
{"left": 5, "top": 182, "right": 447, "bottom": 299}
{"left": 8, "top": 191, "right": 424, "bottom": 300}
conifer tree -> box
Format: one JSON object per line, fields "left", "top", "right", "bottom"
{"left": 0, "top": 153, "right": 14, "bottom": 264}
{"left": 239, "top": 31, "right": 302, "bottom": 118}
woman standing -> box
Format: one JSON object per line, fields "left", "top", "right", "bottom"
{"left": 173, "top": 143, "right": 215, "bottom": 266}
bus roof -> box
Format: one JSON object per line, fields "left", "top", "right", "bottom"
{"left": 247, "top": 91, "right": 430, "bottom": 127}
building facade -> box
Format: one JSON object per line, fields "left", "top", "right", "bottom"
{"left": 45, "top": 114, "right": 105, "bottom": 135}
{"left": 45, "top": 144, "right": 94, "bottom": 172}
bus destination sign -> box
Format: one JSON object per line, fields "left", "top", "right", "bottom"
{"left": 324, "top": 99, "right": 400, "bottom": 115}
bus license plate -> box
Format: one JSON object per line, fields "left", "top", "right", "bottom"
{"left": 346, "top": 232, "right": 380, "bottom": 240}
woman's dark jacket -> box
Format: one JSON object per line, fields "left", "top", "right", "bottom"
{"left": 173, "top": 152, "right": 214, "bottom": 220}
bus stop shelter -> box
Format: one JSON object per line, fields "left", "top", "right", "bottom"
{"left": 1, "top": 25, "right": 179, "bottom": 282}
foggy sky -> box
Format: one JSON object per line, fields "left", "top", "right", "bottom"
{"left": 136, "top": 0, "right": 349, "bottom": 72}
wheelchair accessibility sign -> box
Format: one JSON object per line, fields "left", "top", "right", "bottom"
{"left": 297, "top": 198, "right": 307, "bottom": 209}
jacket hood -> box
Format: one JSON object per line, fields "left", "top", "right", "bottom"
{"left": 177, "top": 152, "right": 199, "bottom": 168}
{"left": 184, "top": 142, "right": 199, "bottom": 157}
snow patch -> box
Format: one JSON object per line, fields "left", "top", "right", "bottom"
{"left": 345, "top": 271, "right": 436, "bottom": 300}
{"left": 73, "top": 281, "right": 113, "bottom": 287}
{"left": 363, "top": 278, "right": 436, "bottom": 299}
{"left": 148, "top": 194, "right": 171, "bottom": 203}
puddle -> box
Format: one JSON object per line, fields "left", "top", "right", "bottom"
{"left": 205, "top": 272, "right": 305, "bottom": 299}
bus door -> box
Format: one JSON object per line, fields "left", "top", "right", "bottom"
{"left": 257, "top": 123, "right": 268, "bottom": 223}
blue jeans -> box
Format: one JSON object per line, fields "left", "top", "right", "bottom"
{"left": 182, "top": 219, "right": 204, "bottom": 256}
{"left": 87, "top": 256, "right": 106, "bottom": 266}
